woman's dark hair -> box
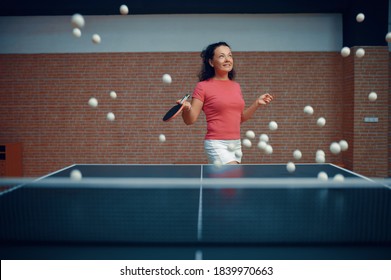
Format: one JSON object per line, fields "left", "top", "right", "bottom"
{"left": 198, "top": 41, "right": 236, "bottom": 81}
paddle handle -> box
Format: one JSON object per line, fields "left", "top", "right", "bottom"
{"left": 179, "top": 94, "right": 191, "bottom": 104}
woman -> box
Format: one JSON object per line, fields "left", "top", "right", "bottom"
{"left": 180, "top": 42, "right": 273, "bottom": 164}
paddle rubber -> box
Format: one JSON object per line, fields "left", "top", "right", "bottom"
{"left": 162, "top": 94, "right": 190, "bottom": 122}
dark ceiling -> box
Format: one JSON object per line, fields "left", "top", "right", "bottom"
{"left": 0, "top": 0, "right": 364, "bottom": 16}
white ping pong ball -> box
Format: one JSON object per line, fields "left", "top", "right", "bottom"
{"left": 315, "top": 155, "right": 326, "bottom": 163}
{"left": 158, "top": 134, "right": 166, "bottom": 142}
{"left": 242, "top": 138, "right": 252, "bottom": 148}
{"left": 264, "top": 144, "right": 273, "bottom": 155}
{"left": 316, "top": 150, "right": 326, "bottom": 163}
{"left": 317, "top": 171, "right": 328, "bottom": 181}
{"left": 259, "top": 133, "right": 269, "bottom": 142}
{"left": 213, "top": 160, "right": 223, "bottom": 167}
{"left": 268, "top": 121, "right": 278, "bottom": 131}
{"left": 356, "top": 13, "right": 365, "bottom": 23}
{"left": 386, "top": 32, "right": 391, "bottom": 43}
{"left": 257, "top": 140, "right": 267, "bottom": 150}
{"left": 71, "top": 13, "right": 85, "bottom": 28}
{"left": 355, "top": 48, "right": 365, "bottom": 58}
{"left": 316, "top": 149, "right": 325, "bottom": 157}
{"left": 317, "top": 117, "right": 326, "bottom": 127}
{"left": 235, "top": 150, "right": 243, "bottom": 158}
{"left": 162, "top": 74, "right": 172, "bottom": 84}
{"left": 70, "top": 169, "right": 82, "bottom": 180}
{"left": 339, "top": 140, "right": 349, "bottom": 151}
{"left": 92, "top": 34, "right": 101, "bottom": 44}
{"left": 72, "top": 28, "right": 81, "bottom": 38}
{"left": 303, "top": 105, "right": 314, "bottom": 115}
{"left": 315, "top": 154, "right": 326, "bottom": 163}
{"left": 107, "top": 112, "right": 115, "bottom": 121}
{"left": 109, "top": 91, "right": 117, "bottom": 99}
{"left": 368, "top": 92, "right": 377, "bottom": 101}
{"left": 340, "top": 47, "right": 350, "bottom": 57}
{"left": 227, "top": 143, "right": 235, "bottom": 151}
{"left": 333, "top": 174, "right": 345, "bottom": 182}
{"left": 245, "top": 130, "right": 255, "bottom": 139}
{"left": 286, "top": 162, "right": 296, "bottom": 173}
{"left": 293, "top": 149, "right": 302, "bottom": 160}
{"left": 119, "top": 4, "right": 129, "bottom": 15}
{"left": 330, "top": 142, "right": 341, "bottom": 154}
{"left": 88, "top": 97, "right": 98, "bottom": 108}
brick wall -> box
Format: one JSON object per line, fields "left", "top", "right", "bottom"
{"left": 350, "top": 47, "right": 389, "bottom": 177}
{"left": 0, "top": 50, "right": 389, "bottom": 177}
{"left": 341, "top": 48, "right": 355, "bottom": 171}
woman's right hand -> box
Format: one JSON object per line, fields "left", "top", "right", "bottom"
{"left": 177, "top": 100, "right": 192, "bottom": 112}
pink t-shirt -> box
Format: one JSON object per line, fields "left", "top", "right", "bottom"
{"left": 192, "top": 79, "right": 245, "bottom": 140}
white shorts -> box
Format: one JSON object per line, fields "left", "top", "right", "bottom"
{"left": 204, "top": 139, "right": 242, "bottom": 164}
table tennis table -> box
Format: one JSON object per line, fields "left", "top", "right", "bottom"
{"left": 1, "top": 163, "right": 391, "bottom": 260}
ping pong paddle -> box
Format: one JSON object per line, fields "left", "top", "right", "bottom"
{"left": 162, "top": 94, "right": 190, "bottom": 122}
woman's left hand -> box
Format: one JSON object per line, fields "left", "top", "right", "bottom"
{"left": 258, "top": 93, "right": 273, "bottom": 106}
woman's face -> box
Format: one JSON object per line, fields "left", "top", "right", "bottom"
{"left": 209, "top": 45, "right": 233, "bottom": 74}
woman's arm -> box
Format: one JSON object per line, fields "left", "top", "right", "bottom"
{"left": 181, "top": 98, "right": 203, "bottom": 125}
{"left": 241, "top": 93, "right": 273, "bottom": 123}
